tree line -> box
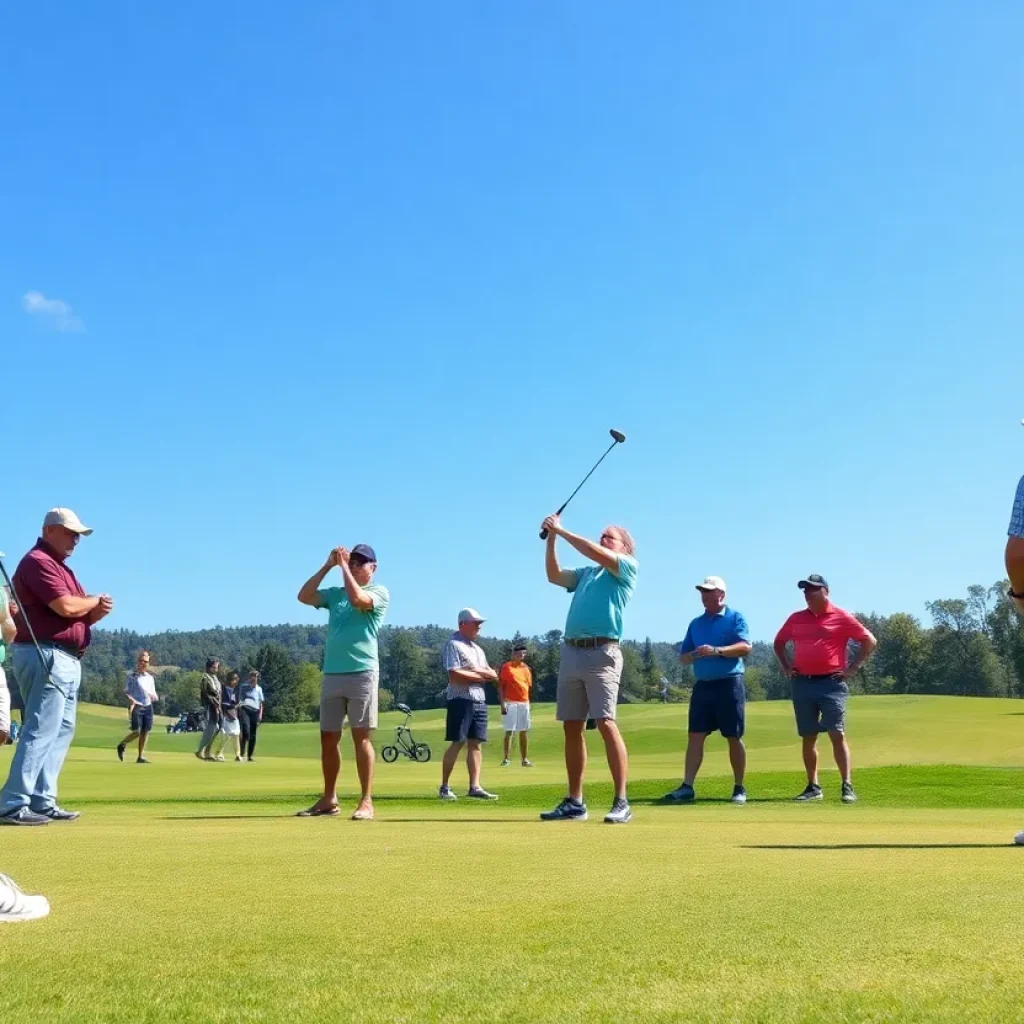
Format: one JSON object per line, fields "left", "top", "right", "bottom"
{"left": 77, "top": 581, "right": 1024, "bottom": 721}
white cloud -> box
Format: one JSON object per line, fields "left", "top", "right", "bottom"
{"left": 22, "top": 290, "right": 84, "bottom": 332}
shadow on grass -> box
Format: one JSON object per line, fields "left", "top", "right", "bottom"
{"left": 162, "top": 813, "right": 531, "bottom": 824}
{"left": 744, "top": 843, "right": 1018, "bottom": 850}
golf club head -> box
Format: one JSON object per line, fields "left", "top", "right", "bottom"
{"left": 610, "top": 429, "right": 626, "bottom": 443}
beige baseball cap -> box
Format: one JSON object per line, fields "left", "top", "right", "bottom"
{"left": 695, "top": 575, "right": 726, "bottom": 592}
{"left": 43, "top": 507, "right": 93, "bottom": 536}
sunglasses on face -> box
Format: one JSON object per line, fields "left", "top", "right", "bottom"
{"left": 350, "top": 557, "right": 371, "bottom": 568}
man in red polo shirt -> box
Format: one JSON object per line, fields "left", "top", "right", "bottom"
{"left": 0, "top": 508, "right": 113, "bottom": 826}
{"left": 773, "top": 575, "right": 876, "bottom": 804}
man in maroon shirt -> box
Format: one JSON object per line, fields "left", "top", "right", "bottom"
{"left": 0, "top": 508, "right": 113, "bottom": 826}
{"left": 773, "top": 575, "right": 876, "bottom": 805}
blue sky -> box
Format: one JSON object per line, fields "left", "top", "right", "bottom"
{"left": 2, "top": 2, "right": 1021, "bottom": 645}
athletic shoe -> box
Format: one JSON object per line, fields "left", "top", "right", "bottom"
{"left": 499, "top": 759, "right": 510, "bottom": 767}
{"left": 214, "top": 755, "right": 225, "bottom": 762}
{"left": 521, "top": 759, "right": 533, "bottom": 767}
{"left": 663, "top": 782, "right": 695, "bottom": 803}
{"left": 0, "top": 874, "right": 50, "bottom": 923}
{"left": 36, "top": 806, "right": 80, "bottom": 822}
{"left": 794, "top": 783, "right": 823, "bottom": 802}
{"left": 540, "top": 797, "right": 588, "bottom": 821}
{"left": 136, "top": 758, "right": 150, "bottom": 764}
{"left": 116, "top": 743, "right": 126, "bottom": 762}
{"left": 841, "top": 781, "right": 857, "bottom": 804}
{"left": 234, "top": 756, "right": 242, "bottom": 762}
{"left": 247, "top": 757, "right": 255, "bottom": 762}
{"left": 1014, "top": 829, "right": 1024, "bottom": 845}
{"left": 467, "top": 787, "right": 498, "bottom": 800}
{"left": 438, "top": 785, "right": 457, "bottom": 801}
{"left": 0, "top": 807, "right": 50, "bottom": 827}
{"left": 604, "top": 798, "right": 632, "bottom": 824}
{"left": 731, "top": 785, "right": 747, "bottom": 805}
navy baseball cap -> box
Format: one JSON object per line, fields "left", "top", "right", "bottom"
{"left": 351, "top": 544, "right": 377, "bottom": 564}
{"left": 798, "top": 574, "right": 829, "bottom": 590}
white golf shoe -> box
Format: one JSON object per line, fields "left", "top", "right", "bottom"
{"left": 0, "top": 874, "right": 50, "bottom": 923}
{"left": 1014, "top": 829, "right": 1024, "bottom": 846}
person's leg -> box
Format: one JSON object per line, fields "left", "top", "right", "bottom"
{"left": 1, "top": 648, "right": 66, "bottom": 813}
{"left": 466, "top": 739, "right": 482, "bottom": 790}
{"left": 350, "top": 726, "right": 374, "bottom": 809}
{"left": 197, "top": 711, "right": 219, "bottom": 757}
{"left": 119, "top": 729, "right": 140, "bottom": 749}
{"left": 726, "top": 736, "right": 746, "bottom": 786}
{"left": 247, "top": 711, "right": 260, "bottom": 759}
{"left": 683, "top": 733, "right": 708, "bottom": 786}
{"left": 29, "top": 651, "right": 81, "bottom": 813}
{"left": 595, "top": 719, "right": 628, "bottom": 801}
{"left": 519, "top": 729, "right": 529, "bottom": 762}
{"left": 503, "top": 731, "right": 513, "bottom": 761}
{"left": 316, "top": 730, "right": 343, "bottom": 808}
{"left": 829, "top": 730, "right": 851, "bottom": 781}
{"left": 801, "top": 735, "right": 819, "bottom": 784}
{"left": 137, "top": 729, "right": 151, "bottom": 759}
{"left": 238, "top": 710, "right": 250, "bottom": 754}
{"left": 563, "top": 721, "right": 587, "bottom": 801}
{"left": 441, "top": 740, "right": 464, "bottom": 787}
{"left": 0, "top": 671, "right": 10, "bottom": 747}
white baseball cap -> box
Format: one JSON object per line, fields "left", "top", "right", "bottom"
{"left": 43, "top": 507, "right": 93, "bottom": 536}
{"left": 695, "top": 575, "right": 726, "bottom": 592}
{"left": 457, "top": 607, "right": 486, "bottom": 624}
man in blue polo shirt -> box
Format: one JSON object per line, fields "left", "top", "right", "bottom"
{"left": 664, "top": 576, "right": 752, "bottom": 805}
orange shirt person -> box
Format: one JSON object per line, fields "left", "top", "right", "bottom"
{"left": 498, "top": 643, "right": 533, "bottom": 767}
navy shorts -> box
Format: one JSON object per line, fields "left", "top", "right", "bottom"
{"left": 130, "top": 705, "right": 154, "bottom": 733}
{"left": 688, "top": 675, "right": 745, "bottom": 738}
{"left": 792, "top": 676, "right": 848, "bottom": 736}
{"left": 445, "top": 699, "right": 488, "bottom": 743}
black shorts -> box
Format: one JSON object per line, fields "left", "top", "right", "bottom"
{"left": 130, "top": 705, "right": 154, "bottom": 733}
{"left": 688, "top": 675, "right": 745, "bottom": 738}
{"left": 445, "top": 699, "right": 488, "bottom": 743}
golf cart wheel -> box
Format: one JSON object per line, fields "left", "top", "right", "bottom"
{"left": 413, "top": 744, "right": 431, "bottom": 763}
{"left": 381, "top": 746, "right": 399, "bottom": 763}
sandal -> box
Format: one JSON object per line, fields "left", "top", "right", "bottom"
{"left": 351, "top": 806, "right": 374, "bottom": 821}
{"left": 296, "top": 804, "right": 340, "bottom": 818}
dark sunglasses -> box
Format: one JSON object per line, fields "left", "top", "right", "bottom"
{"left": 350, "top": 557, "right": 372, "bottom": 568}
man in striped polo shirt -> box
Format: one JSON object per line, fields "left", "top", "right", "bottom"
{"left": 438, "top": 608, "right": 499, "bottom": 801}
{"left": 773, "top": 575, "right": 877, "bottom": 804}
{"left": 1007, "top": 472, "right": 1024, "bottom": 619}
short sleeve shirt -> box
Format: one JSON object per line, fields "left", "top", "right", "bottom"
{"left": 499, "top": 662, "right": 532, "bottom": 703}
{"left": 679, "top": 608, "right": 751, "bottom": 680}
{"left": 563, "top": 553, "right": 638, "bottom": 640}
{"left": 125, "top": 671, "right": 159, "bottom": 707}
{"left": 774, "top": 603, "right": 871, "bottom": 676}
{"left": 442, "top": 632, "right": 489, "bottom": 702}
{"left": 316, "top": 583, "right": 390, "bottom": 674}
{"left": 13, "top": 539, "right": 90, "bottom": 655}
{"left": 239, "top": 683, "right": 265, "bottom": 710}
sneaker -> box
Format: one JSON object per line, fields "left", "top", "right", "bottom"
{"left": 604, "top": 797, "right": 632, "bottom": 824}
{"left": 0, "top": 874, "right": 50, "bottom": 923}
{"left": 663, "top": 782, "right": 695, "bottom": 803}
{"left": 438, "top": 785, "right": 458, "bottom": 801}
{"left": 731, "top": 785, "right": 747, "bottom": 805}
{"left": 540, "top": 797, "right": 588, "bottom": 822}
{"left": 247, "top": 757, "right": 255, "bottom": 762}
{"left": 35, "top": 806, "right": 80, "bottom": 822}
{"left": 214, "top": 755, "right": 225, "bottom": 762}
{"left": 841, "top": 781, "right": 857, "bottom": 804}
{"left": 521, "top": 759, "right": 533, "bottom": 767}
{"left": 0, "top": 807, "right": 50, "bottom": 827}
{"left": 499, "top": 759, "right": 510, "bottom": 767}
{"left": 794, "top": 783, "right": 823, "bottom": 802}
{"left": 234, "top": 756, "right": 243, "bottom": 762}
{"left": 136, "top": 758, "right": 150, "bottom": 764}
{"left": 467, "top": 787, "right": 498, "bottom": 801}
{"left": 116, "top": 743, "right": 126, "bottom": 762}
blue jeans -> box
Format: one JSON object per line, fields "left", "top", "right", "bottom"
{"left": 0, "top": 645, "right": 81, "bottom": 813}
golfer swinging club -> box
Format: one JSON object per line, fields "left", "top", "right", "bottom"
{"left": 539, "top": 513, "right": 637, "bottom": 824}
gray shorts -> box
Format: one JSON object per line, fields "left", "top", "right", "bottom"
{"left": 320, "top": 670, "right": 378, "bottom": 731}
{"left": 556, "top": 642, "right": 622, "bottom": 722}
{"left": 792, "top": 676, "right": 848, "bottom": 736}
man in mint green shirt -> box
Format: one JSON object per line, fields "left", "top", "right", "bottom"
{"left": 296, "top": 543, "right": 388, "bottom": 821}
{"left": 539, "top": 513, "right": 638, "bottom": 825}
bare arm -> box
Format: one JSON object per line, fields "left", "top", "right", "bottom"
{"left": 543, "top": 515, "right": 619, "bottom": 575}
{"left": 83, "top": 595, "right": 113, "bottom": 625}
{"left": 447, "top": 667, "right": 498, "bottom": 685}
{"left": 544, "top": 531, "right": 577, "bottom": 589}
{"left": 773, "top": 638, "right": 794, "bottom": 676}
{"left": 298, "top": 553, "right": 335, "bottom": 607}
{"left": 844, "top": 632, "right": 878, "bottom": 677}
{"left": 339, "top": 558, "right": 374, "bottom": 612}
{"left": 49, "top": 594, "right": 102, "bottom": 618}
{"left": 0, "top": 600, "right": 15, "bottom": 647}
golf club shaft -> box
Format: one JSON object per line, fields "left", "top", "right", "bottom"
{"left": 0, "top": 554, "right": 67, "bottom": 698}
{"left": 540, "top": 439, "right": 620, "bottom": 539}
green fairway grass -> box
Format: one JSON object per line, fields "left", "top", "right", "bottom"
{"left": 2, "top": 696, "right": 1024, "bottom": 1022}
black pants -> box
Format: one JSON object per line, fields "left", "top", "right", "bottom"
{"left": 239, "top": 706, "right": 260, "bottom": 758}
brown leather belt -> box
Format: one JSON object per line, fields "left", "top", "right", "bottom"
{"left": 564, "top": 636, "right": 616, "bottom": 649}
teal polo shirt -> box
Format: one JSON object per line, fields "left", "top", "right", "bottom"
{"left": 316, "top": 583, "right": 390, "bottom": 674}
{"left": 563, "top": 553, "right": 638, "bottom": 640}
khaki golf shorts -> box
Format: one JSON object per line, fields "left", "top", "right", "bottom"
{"left": 320, "top": 670, "right": 378, "bottom": 731}
{"left": 0, "top": 667, "right": 9, "bottom": 734}
{"left": 556, "top": 642, "right": 622, "bottom": 722}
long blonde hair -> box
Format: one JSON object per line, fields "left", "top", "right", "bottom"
{"left": 607, "top": 525, "right": 636, "bottom": 557}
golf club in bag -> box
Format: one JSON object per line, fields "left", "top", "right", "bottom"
{"left": 539, "top": 429, "right": 627, "bottom": 730}
{"left": 0, "top": 552, "right": 67, "bottom": 699}
{"left": 539, "top": 429, "right": 626, "bottom": 539}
